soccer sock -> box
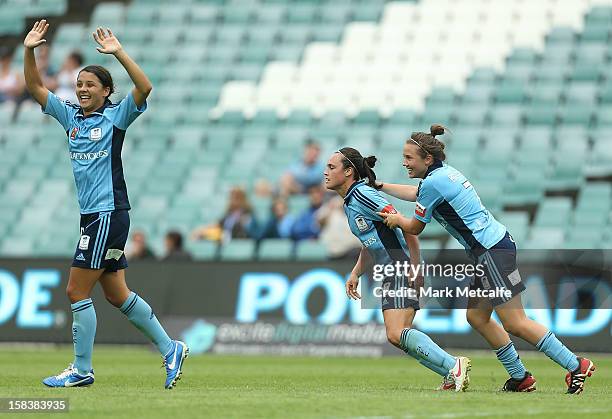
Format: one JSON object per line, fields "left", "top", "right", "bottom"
{"left": 71, "top": 298, "right": 96, "bottom": 376}
{"left": 536, "top": 330, "right": 579, "bottom": 371}
{"left": 401, "top": 343, "right": 449, "bottom": 376}
{"left": 400, "top": 328, "right": 456, "bottom": 374}
{"left": 120, "top": 292, "right": 173, "bottom": 356}
{"left": 495, "top": 341, "right": 527, "bottom": 380}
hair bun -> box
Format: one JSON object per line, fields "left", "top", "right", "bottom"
{"left": 364, "top": 156, "right": 377, "bottom": 168}
{"left": 430, "top": 124, "right": 446, "bottom": 137}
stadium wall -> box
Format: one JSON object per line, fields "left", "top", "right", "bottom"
{"left": 0, "top": 257, "right": 610, "bottom": 355}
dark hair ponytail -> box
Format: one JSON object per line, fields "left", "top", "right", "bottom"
{"left": 79, "top": 65, "right": 115, "bottom": 100}
{"left": 409, "top": 123, "right": 447, "bottom": 161}
{"left": 338, "top": 147, "right": 381, "bottom": 190}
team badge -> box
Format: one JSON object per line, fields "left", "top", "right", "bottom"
{"left": 90, "top": 128, "right": 102, "bottom": 141}
{"left": 415, "top": 202, "right": 426, "bottom": 217}
{"left": 70, "top": 127, "right": 78, "bottom": 140}
{"left": 355, "top": 216, "right": 369, "bottom": 232}
{"left": 78, "top": 235, "right": 90, "bottom": 250}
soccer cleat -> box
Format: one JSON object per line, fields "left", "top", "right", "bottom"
{"left": 502, "top": 371, "right": 536, "bottom": 392}
{"left": 450, "top": 356, "right": 471, "bottom": 392}
{"left": 436, "top": 373, "right": 455, "bottom": 391}
{"left": 565, "top": 357, "right": 595, "bottom": 395}
{"left": 162, "top": 340, "right": 189, "bottom": 389}
{"left": 42, "top": 364, "right": 94, "bottom": 388}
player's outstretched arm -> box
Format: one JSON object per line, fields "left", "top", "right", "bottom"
{"left": 23, "top": 20, "right": 51, "bottom": 107}
{"left": 93, "top": 27, "right": 152, "bottom": 107}
{"left": 380, "top": 183, "right": 418, "bottom": 202}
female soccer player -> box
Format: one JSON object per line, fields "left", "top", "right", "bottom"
{"left": 378, "top": 124, "right": 595, "bottom": 394}
{"left": 324, "top": 147, "right": 471, "bottom": 392}
{"left": 23, "top": 20, "right": 188, "bottom": 389}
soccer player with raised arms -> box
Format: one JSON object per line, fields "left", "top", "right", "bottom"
{"left": 378, "top": 124, "right": 595, "bottom": 394}
{"left": 23, "top": 20, "right": 188, "bottom": 389}
{"left": 324, "top": 147, "right": 471, "bottom": 392}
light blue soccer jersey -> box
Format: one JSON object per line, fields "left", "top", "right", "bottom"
{"left": 344, "top": 180, "right": 411, "bottom": 265}
{"left": 414, "top": 160, "right": 506, "bottom": 252}
{"left": 43, "top": 91, "right": 146, "bottom": 214}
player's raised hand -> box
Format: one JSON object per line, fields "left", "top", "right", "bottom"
{"left": 24, "top": 20, "right": 49, "bottom": 49}
{"left": 346, "top": 273, "right": 361, "bottom": 300}
{"left": 93, "top": 27, "right": 123, "bottom": 55}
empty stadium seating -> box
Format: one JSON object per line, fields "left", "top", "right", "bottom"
{"left": 1, "top": 0, "right": 611, "bottom": 259}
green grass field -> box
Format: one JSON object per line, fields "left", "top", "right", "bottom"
{"left": 1, "top": 346, "right": 610, "bottom": 419}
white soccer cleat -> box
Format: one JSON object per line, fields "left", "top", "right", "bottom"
{"left": 450, "top": 356, "right": 471, "bottom": 392}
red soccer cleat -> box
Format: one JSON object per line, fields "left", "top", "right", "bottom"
{"left": 566, "top": 357, "right": 595, "bottom": 395}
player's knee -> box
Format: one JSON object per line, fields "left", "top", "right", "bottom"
{"left": 466, "top": 310, "right": 489, "bottom": 330}
{"left": 386, "top": 329, "right": 402, "bottom": 347}
{"left": 65, "top": 284, "right": 85, "bottom": 303}
{"left": 503, "top": 320, "right": 527, "bottom": 338}
{"left": 105, "top": 294, "right": 123, "bottom": 308}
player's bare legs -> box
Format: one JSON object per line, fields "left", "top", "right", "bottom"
{"left": 467, "top": 296, "right": 535, "bottom": 391}
{"left": 495, "top": 295, "right": 593, "bottom": 394}
{"left": 383, "top": 308, "right": 415, "bottom": 348}
{"left": 66, "top": 267, "right": 105, "bottom": 303}
{"left": 494, "top": 296, "right": 548, "bottom": 345}
{"left": 99, "top": 269, "right": 131, "bottom": 307}
{"left": 466, "top": 297, "right": 509, "bottom": 348}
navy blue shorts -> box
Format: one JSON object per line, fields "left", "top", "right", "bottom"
{"left": 381, "top": 273, "right": 420, "bottom": 311}
{"left": 471, "top": 232, "right": 526, "bottom": 306}
{"left": 72, "top": 210, "right": 129, "bottom": 272}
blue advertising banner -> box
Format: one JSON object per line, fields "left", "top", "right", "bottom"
{"left": 0, "top": 255, "right": 610, "bottom": 355}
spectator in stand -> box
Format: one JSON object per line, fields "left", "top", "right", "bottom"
{"left": 279, "top": 140, "right": 324, "bottom": 195}
{"left": 317, "top": 196, "right": 361, "bottom": 260}
{"left": 125, "top": 230, "right": 156, "bottom": 261}
{"left": 258, "top": 197, "right": 295, "bottom": 240}
{"left": 290, "top": 185, "right": 326, "bottom": 241}
{"left": 162, "top": 231, "right": 192, "bottom": 261}
{"left": 35, "top": 44, "right": 57, "bottom": 92}
{"left": 192, "top": 186, "right": 258, "bottom": 243}
{"left": 0, "top": 47, "right": 24, "bottom": 103}
{"left": 55, "top": 51, "right": 83, "bottom": 103}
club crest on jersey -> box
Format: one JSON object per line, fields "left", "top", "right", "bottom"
{"left": 355, "top": 216, "right": 369, "bottom": 232}
{"left": 415, "top": 202, "right": 426, "bottom": 218}
{"left": 70, "top": 127, "right": 78, "bottom": 140}
{"left": 89, "top": 127, "right": 102, "bottom": 141}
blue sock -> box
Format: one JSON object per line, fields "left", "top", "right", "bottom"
{"left": 71, "top": 299, "right": 96, "bottom": 376}
{"left": 536, "top": 331, "right": 579, "bottom": 371}
{"left": 120, "top": 292, "right": 173, "bottom": 356}
{"left": 496, "top": 341, "right": 526, "bottom": 380}
{"left": 400, "top": 328, "right": 456, "bottom": 374}
{"left": 402, "top": 343, "right": 449, "bottom": 377}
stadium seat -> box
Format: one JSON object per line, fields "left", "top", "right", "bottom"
{"left": 295, "top": 240, "right": 328, "bottom": 260}
{"left": 258, "top": 239, "right": 294, "bottom": 260}
{"left": 220, "top": 239, "right": 257, "bottom": 261}
{"left": 189, "top": 240, "right": 219, "bottom": 261}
